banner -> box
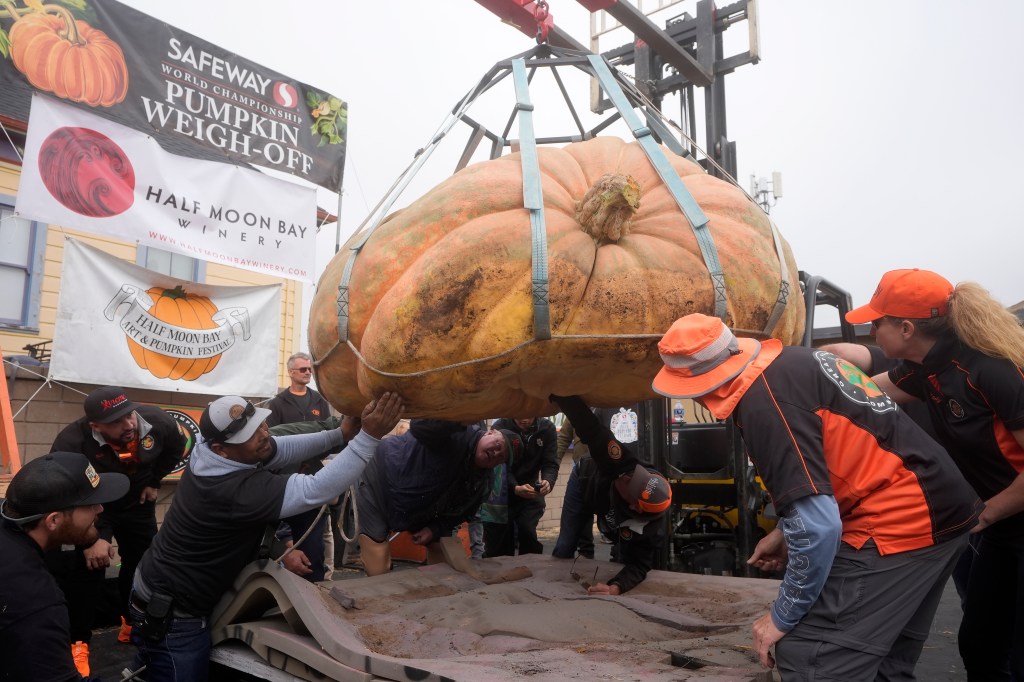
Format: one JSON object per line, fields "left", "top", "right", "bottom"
{"left": 17, "top": 94, "right": 317, "bottom": 283}
{"left": 49, "top": 239, "right": 281, "bottom": 397}
{"left": 0, "top": 0, "right": 347, "bottom": 190}
{"left": 154, "top": 403, "right": 202, "bottom": 478}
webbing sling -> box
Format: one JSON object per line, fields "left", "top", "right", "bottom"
{"left": 335, "top": 82, "right": 481, "bottom": 343}
{"left": 762, "top": 218, "right": 792, "bottom": 337}
{"left": 512, "top": 59, "right": 552, "bottom": 340}
{"left": 588, "top": 54, "right": 727, "bottom": 320}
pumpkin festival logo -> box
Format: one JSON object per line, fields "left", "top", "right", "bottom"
{"left": 103, "top": 284, "right": 252, "bottom": 382}
{"left": 0, "top": 0, "right": 129, "bottom": 108}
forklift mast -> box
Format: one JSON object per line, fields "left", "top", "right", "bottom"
{"left": 470, "top": 0, "right": 859, "bottom": 578}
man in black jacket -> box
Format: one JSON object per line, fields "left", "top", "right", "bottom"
{"left": 356, "top": 420, "right": 523, "bottom": 575}
{"left": 48, "top": 386, "right": 188, "bottom": 660}
{"left": 265, "top": 352, "right": 331, "bottom": 427}
{"left": 1, "top": 452, "right": 128, "bottom": 682}
{"left": 265, "top": 352, "right": 336, "bottom": 583}
{"left": 484, "top": 416, "right": 559, "bottom": 555}
{"left": 549, "top": 395, "right": 672, "bottom": 595}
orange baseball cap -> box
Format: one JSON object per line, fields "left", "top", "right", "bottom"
{"left": 845, "top": 269, "right": 953, "bottom": 324}
{"left": 652, "top": 313, "right": 762, "bottom": 398}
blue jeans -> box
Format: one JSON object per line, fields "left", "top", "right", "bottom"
{"left": 129, "top": 604, "right": 211, "bottom": 682}
{"left": 553, "top": 462, "right": 592, "bottom": 558}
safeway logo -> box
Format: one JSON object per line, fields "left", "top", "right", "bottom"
{"left": 272, "top": 82, "right": 298, "bottom": 108}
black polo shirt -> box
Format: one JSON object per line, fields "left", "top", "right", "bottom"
{"left": 890, "top": 335, "right": 1024, "bottom": 535}
{"left": 735, "top": 346, "right": 980, "bottom": 553}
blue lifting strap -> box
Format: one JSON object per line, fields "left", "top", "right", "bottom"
{"left": 588, "top": 54, "right": 727, "bottom": 321}
{"left": 336, "top": 87, "right": 480, "bottom": 344}
{"left": 513, "top": 59, "right": 552, "bottom": 340}
{"left": 761, "top": 218, "right": 792, "bottom": 337}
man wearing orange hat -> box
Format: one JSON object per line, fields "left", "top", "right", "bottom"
{"left": 847, "top": 268, "right": 1024, "bottom": 681}
{"left": 653, "top": 313, "right": 981, "bottom": 680}
{"left": 549, "top": 395, "right": 672, "bottom": 595}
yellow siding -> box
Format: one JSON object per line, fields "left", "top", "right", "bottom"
{"left": 0, "top": 164, "right": 305, "bottom": 389}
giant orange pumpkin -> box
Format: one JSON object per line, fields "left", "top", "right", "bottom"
{"left": 309, "top": 137, "right": 804, "bottom": 420}
{"left": 127, "top": 286, "right": 222, "bottom": 381}
{"left": 9, "top": 10, "right": 129, "bottom": 107}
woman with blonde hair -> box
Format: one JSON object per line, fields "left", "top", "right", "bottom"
{"left": 847, "top": 268, "right": 1024, "bottom": 681}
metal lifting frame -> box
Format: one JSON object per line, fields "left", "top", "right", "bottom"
{"left": 335, "top": 43, "right": 788, "bottom": 345}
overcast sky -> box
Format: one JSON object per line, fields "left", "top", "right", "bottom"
{"left": 121, "top": 0, "right": 1024, "bottom": 321}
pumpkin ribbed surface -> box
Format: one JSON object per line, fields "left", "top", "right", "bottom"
{"left": 309, "top": 137, "right": 804, "bottom": 420}
{"left": 10, "top": 13, "right": 129, "bottom": 107}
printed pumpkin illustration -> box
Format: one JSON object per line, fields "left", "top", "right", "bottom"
{"left": 127, "top": 285, "right": 223, "bottom": 381}
{"left": 3, "top": 2, "right": 129, "bottom": 107}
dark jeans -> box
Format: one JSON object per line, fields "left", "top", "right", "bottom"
{"left": 958, "top": 530, "right": 1024, "bottom": 681}
{"left": 129, "top": 603, "right": 210, "bottom": 682}
{"left": 280, "top": 507, "right": 327, "bottom": 583}
{"left": 483, "top": 497, "right": 545, "bottom": 556}
{"left": 553, "top": 461, "right": 594, "bottom": 559}
{"left": 47, "top": 501, "right": 158, "bottom": 640}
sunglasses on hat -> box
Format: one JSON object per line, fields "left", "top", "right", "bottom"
{"left": 221, "top": 401, "right": 256, "bottom": 441}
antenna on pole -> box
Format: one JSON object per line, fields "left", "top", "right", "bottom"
{"left": 750, "top": 171, "right": 782, "bottom": 213}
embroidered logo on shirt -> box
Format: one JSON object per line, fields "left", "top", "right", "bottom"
{"left": 607, "top": 440, "right": 622, "bottom": 460}
{"left": 141, "top": 435, "right": 155, "bottom": 450}
{"left": 948, "top": 398, "right": 965, "bottom": 418}
{"left": 815, "top": 351, "right": 896, "bottom": 413}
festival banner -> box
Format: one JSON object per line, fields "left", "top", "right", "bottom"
{"left": 0, "top": 0, "right": 347, "bottom": 190}
{"left": 49, "top": 239, "right": 281, "bottom": 397}
{"left": 17, "top": 94, "right": 317, "bottom": 283}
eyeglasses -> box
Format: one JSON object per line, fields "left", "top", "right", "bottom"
{"left": 291, "top": 366, "right": 313, "bottom": 373}
{"left": 220, "top": 401, "right": 256, "bottom": 440}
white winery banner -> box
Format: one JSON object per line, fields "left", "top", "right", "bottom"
{"left": 17, "top": 94, "right": 317, "bottom": 283}
{"left": 50, "top": 239, "right": 280, "bottom": 397}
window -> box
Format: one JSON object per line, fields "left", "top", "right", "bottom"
{"left": 137, "top": 246, "right": 205, "bottom": 282}
{"left": 0, "top": 197, "right": 46, "bottom": 332}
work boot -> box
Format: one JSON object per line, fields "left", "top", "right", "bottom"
{"left": 118, "top": 615, "right": 132, "bottom": 643}
{"left": 71, "top": 641, "right": 90, "bottom": 676}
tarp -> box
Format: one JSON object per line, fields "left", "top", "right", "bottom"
{"left": 0, "top": 0, "right": 347, "bottom": 190}
{"left": 49, "top": 239, "right": 281, "bottom": 397}
{"left": 17, "top": 94, "right": 317, "bottom": 283}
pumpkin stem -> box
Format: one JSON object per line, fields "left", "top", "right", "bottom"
{"left": 575, "top": 173, "right": 640, "bottom": 243}
{"left": 162, "top": 285, "right": 188, "bottom": 300}
{"left": 40, "top": 3, "right": 83, "bottom": 45}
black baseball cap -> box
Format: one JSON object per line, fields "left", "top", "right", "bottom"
{"left": 84, "top": 386, "right": 138, "bottom": 424}
{"left": 1, "top": 452, "right": 129, "bottom": 524}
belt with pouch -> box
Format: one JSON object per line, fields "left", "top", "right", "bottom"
{"left": 130, "top": 593, "right": 199, "bottom": 619}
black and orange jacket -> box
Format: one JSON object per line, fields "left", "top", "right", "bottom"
{"left": 889, "top": 335, "right": 1024, "bottom": 537}
{"left": 733, "top": 347, "right": 980, "bottom": 554}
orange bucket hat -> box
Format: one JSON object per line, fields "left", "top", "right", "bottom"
{"left": 846, "top": 268, "right": 953, "bottom": 324}
{"left": 652, "top": 314, "right": 763, "bottom": 398}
